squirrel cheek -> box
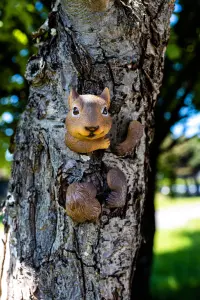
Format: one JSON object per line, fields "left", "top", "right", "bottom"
{"left": 105, "top": 119, "right": 112, "bottom": 132}
{"left": 66, "top": 120, "right": 80, "bottom": 137}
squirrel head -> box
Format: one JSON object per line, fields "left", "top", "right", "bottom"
{"left": 66, "top": 88, "right": 112, "bottom": 140}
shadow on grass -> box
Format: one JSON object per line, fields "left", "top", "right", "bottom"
{"left": 151, "top": 227, "right": 200, "bottom": 300}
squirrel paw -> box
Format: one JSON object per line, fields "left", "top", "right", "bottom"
{"left": 116, "top": 120, "right": 144, "bottom": 156}
{"left": 106, "top": 191, "right": 125, "bottom": 208}
{"left": 106, "top": 168, "right": 127, "bottom": 208}
{"left": 66, "top": 182, "right": 101, "bottom": 223}
{"left": 116, "top": 142, "right": 130, "bottom": 156}
{"left": 100, "top": 138, "right": 110, "bottom": 150}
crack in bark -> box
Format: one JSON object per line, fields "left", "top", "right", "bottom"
{"left": 65, "top": 248, "right": 96, "bottom": 268}
{"left": 142, "top": 69, "right": 158, "bottom": 93}
{"left": 117, "top": 0, "right": 140, "bottom": 22}
{"left": 154, "top": 0, "right": 168, "bottom": 20}
{"left": 0, "top": 230, "right": 8, "bottom": 297}
{"left": 102, "top": 50, "right": 116, "bottom": 93}
{"left": 48, "top": 187, "right": 58, "bottom": 262}
{"left": 61, "top": 19, "right": 92, "bottom": 82}
{"left": 141, "top": 0, "right": 167, "bottom": 20}
{"left": 73, "top": 228, "right": 87, "bottom": 299}
{"left": 28, "top": 176, "right": 37, "bottom": 257}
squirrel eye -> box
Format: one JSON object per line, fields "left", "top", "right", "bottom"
{"left": 72, "top": 107, "right": 79, "bottom": 116}
{"left": 102, "top": 107, "right": 108, "bottom": 115}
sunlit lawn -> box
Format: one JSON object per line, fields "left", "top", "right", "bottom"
{"left": 155, "top": 193, "right": 200, "bottom": 210}
{"left": 0, "top": 215, "right": 3, "bottom": 232}
{"left": 152, "top": 195, "right": 200, "bottom": 300}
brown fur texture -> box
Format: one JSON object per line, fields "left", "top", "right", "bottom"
{"left": 106, "top": 168, "right": 127, "bottom": 208}
{"left": 65, "top": 168, "right": 127, "bottom": 223}
{"left": 116, "top": 120, "right": 144, "bottom": 156}
{"left": 65, "top": 88, "right": 112, "bottom": 154}
{"left": 66, "top": 182, "right": 101, "bottom": 223}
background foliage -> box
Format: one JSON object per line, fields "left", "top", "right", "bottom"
{"left": 0, "top": 0, "right": 49, "bottom": 177}
{"left": 148, "top": 0, "right": 200, "bottom": 201}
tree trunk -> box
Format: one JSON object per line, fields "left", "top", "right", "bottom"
{"left": 193, "top": 175, "right": 199, "bottom": 196}
{"left": 184, "top": 178, "right": 190, "bottom": 196}
{"left": 132, "top": 142, "right": 158, "bottom": 300}
{"left": 0, "top": 1, "right": 173, "bottom": 299}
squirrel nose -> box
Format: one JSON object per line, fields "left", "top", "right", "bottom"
{"left": 85, "top": 126, "right": 99, "bottom": 132}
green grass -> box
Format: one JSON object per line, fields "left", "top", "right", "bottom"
{"left": 0, "top": 215, "right": 3, "bottom": 232}
{"left": 155, "top": 193, "right": 200, "bottom": 210}
{"left": 158, "top": 178, "right": 200, "bottom": 188}
{"left": 151, "top": 218, "right": 200, "bottom": 300}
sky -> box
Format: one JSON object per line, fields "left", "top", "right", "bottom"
{"left": 169, "top": 1, "right": 200, "bottom": 139}
{"left": 172, "top": 112, "right": 200, "bottom": 139}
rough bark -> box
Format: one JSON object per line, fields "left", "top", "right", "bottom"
{"left": 0, "top": 0, "right": 174, "bottom": 299}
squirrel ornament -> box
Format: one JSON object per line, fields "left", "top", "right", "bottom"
{"left": 65, "top": 88, "right": 144, "bottom": 223}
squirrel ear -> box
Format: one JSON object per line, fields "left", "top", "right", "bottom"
{"left": 68, "top": 88, "right": 79, "bottom": 107}
{"left": 100, "top": 87, "right": 110, "bottom": 107}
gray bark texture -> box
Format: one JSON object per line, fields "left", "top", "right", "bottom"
{"left": 0, "top": 0, "right": 174, "bottom": 299}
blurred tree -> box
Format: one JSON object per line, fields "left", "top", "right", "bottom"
{"left": 136, "top": 0, "right": 200, "bottom": 295}
{"left": 158, "top": 136, "right": 200, "bottom": 196}
{"left": 0, "top": 0, "right": 49, "bottom": 177}
{"left": 149, "top": 0, "right": 200, "bottom": 201}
